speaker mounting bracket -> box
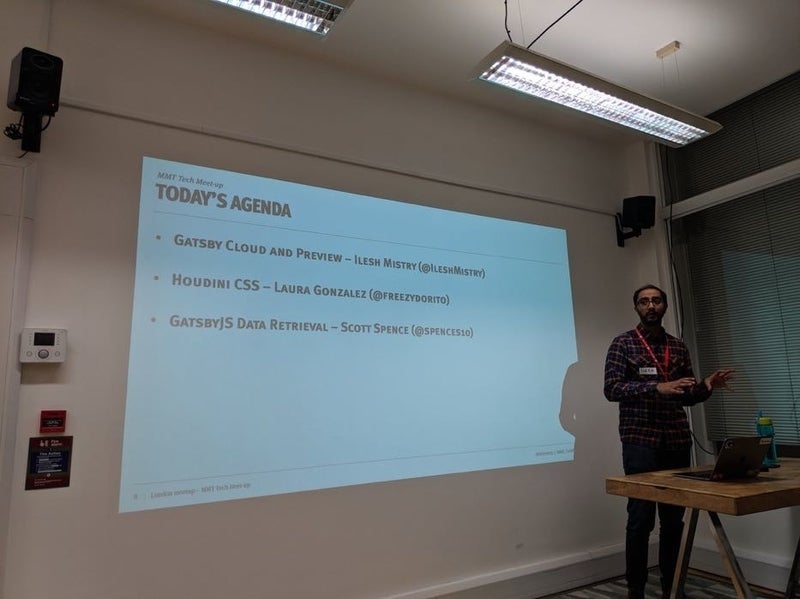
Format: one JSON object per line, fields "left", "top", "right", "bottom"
{"left": 616, "top": 213, "right": 643, "bottom": 248}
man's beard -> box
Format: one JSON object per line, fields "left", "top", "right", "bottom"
{"left": 641, "top": 311, "right": 662, "bottom": 326}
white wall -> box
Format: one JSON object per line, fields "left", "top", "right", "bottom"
{"left": 0, "top": 1, "right": 678, "bottom": 598}
{"left": 0, "top": 157, "right": 36, "bottom": 598}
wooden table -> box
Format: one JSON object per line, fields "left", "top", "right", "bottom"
{"left": 606, "top": 458, "right": 800, "bottom": 599}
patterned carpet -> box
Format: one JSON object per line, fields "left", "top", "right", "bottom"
{"left": 541, "top": 569, "right": 782, "bottom": 599}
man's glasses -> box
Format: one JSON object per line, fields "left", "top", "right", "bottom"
{"left": 636, "top": 297, "right": 664, "bottom": 307}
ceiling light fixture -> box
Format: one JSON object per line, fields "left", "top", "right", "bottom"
{"left": 209, "top": 0, "right": 353, "bottom": 36}
{"left": 473, "top": 41, "right": 721, "bottom": 147}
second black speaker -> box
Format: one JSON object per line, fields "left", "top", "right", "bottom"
{"left": 621, "top": 195, "right": 656, "bottom": 230}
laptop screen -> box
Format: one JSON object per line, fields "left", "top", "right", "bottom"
{"left": 674, "top": 436, "right": 770, "bottom": 481}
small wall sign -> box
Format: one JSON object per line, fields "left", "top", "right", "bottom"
{"left": 26, "top": 436, "right": 73, "bottom": 490}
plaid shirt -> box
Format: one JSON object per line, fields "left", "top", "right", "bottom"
{"left": 604, "top": 323, "right": 711, "bottom": 449}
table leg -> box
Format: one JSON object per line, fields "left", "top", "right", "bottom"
{"left": 783, "top": 528, "right": 800, "bottom": 598}
{"left": 670, "top": 507, "right": 699, "bottom": 599}
{"left": 708, "top": 511, "right": 754, "bottom": 599}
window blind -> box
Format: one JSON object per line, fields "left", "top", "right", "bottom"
{"left": 666, "top": 70, "right": 800, "bottom": 445}
{"left": 667, "top": 72, "right": 800, "bottom": 201}
{"left": 673, "top": 179, "right": 800, "bottom": 443}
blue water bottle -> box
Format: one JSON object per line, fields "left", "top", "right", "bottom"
{"left": 756, "top": 411, "right": 780, "bottom": 468}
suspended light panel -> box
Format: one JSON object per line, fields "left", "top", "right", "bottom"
{"left": 209, "top": 0, "right": 352, "bottom": 36}
{"left": 474, "top": 42, "right": 721, "bottom": 147}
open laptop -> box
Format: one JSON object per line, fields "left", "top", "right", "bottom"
{"left": 673, "top": 436, "right": 771, "bottom": 481}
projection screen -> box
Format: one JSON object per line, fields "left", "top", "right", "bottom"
{"left": 119, "top": 157, "right": 577, "bottom": 512}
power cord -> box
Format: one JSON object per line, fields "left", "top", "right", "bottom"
{"left": 503, "top": 0, "right": 586, "bottom": 48}
{"left": 4, "top": 114, "right": 48, "bottom": 158}
{"left": 527, "top": 0, "right": 586, "bottom": 49}
{"left": 4, "top": 116, "right": 23, "bottom": 141}
{"left": 691, "top": 428, "right": 715, "bottom": 456}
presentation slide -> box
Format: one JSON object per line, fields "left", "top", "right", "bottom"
{"left": 119, "top": 157, "right": 577, "bottom": 512}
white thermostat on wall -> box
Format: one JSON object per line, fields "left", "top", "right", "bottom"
{"left": 20, "top": 328, "right": 67, "bottom": 363}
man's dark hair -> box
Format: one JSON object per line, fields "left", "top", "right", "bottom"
{"left": 633, "top": 284, "right": 668, "bottom": 306}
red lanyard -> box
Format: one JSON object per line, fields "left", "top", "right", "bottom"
{"left": 634, "top": 328, "right": 670, "bottom": 380}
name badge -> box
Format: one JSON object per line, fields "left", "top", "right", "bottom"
{"left": 639, "top": 367, "right": 658, "bottom": 376}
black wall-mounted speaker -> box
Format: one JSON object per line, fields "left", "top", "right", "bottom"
{"left": 7, "top": 47, "right": 63, "bottom": 116}
{"left": 621, "top": 195, "right": 656, "bottom": 230}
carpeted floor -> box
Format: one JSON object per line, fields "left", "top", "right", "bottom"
{"left": 541, "top": 568, "right": 782, "bottom": 599}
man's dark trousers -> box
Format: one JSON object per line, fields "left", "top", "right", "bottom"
{"left": 622, "top": 443, "right": 691, "bottom": 598}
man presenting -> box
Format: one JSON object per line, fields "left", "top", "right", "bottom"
{"left": 604, "top": 284, "right": 733, "bottom": 599}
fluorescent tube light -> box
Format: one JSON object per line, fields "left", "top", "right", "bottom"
{"left": 209, "top": 0, "right": 352, "bottom": 36}
{"left": 474, "top": 42, "right": 721, "bottom": 147}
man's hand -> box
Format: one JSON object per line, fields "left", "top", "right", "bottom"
{"left": 657, "top": 377, "right": 696, "bottom": 395}
{"left": 703, "top": 369, "right": 735, "bottom": 392}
